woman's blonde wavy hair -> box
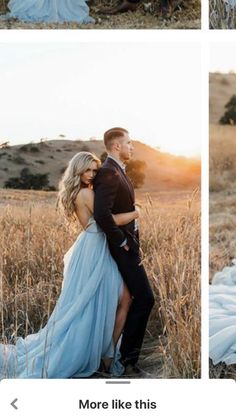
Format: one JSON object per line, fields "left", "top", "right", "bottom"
{"left": 57, "top": 151, "right": 101, "bottom": 222}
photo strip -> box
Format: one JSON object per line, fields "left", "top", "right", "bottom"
{"left": 0, "top": 1, "right": 201, "bottom": 30}
{"left": 209, "top": 42, "right": 236, "bottom": 379}
{"left": 0, "top": 40, "right": 201, "bottom": 380}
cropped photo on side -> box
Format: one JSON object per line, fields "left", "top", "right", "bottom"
{"left": 0, "top": 41, "right": 201, "bottom": 380}
{"left": 209, "top": 0, "right": 236, "bottom": 29}
{"left": 0, "top": 0, "right": 201, "bottom": 29}
{"left": 209, "top": 43, "right": 236, "bottom": 379}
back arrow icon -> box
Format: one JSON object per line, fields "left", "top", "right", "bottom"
{"left": 10, "top": 398, "right": 18, "bottom": 410}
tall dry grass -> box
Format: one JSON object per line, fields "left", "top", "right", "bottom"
{"left": 210, "top": 124, "right": 236, "bottom": 379}
{"left": 209, "top": 125, "right": 236, "bottom": 280}
{"left": 209, "top": 0, "right": 236, "bottom": 29}
{"left": 0, "top": 188, "right": 200, "bottom": 378}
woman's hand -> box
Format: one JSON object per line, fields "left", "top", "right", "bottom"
{"left": 112, "top": 206, "right": 141, "bottom": 226}
{"left": 123, "top": 244, "right": 130, "bottom": 251}
{"left": 134, "top": 203, "right": 141, "bottom": 218}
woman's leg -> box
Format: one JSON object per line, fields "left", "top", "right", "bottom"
{"left": 102, "top": 284, "right": 132, "bottom": 372}
{"left": 113, "top": 283, "right": 132, "bottom": 346}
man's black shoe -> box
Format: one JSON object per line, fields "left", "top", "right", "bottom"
{"left": 124, "top": 364, "right": 145, "bottom": 377}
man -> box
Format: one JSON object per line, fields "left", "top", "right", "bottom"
{"left": 98, "top": 0, "right": 179, "bottom": 16}
{"left": 93, "top": 127, "right": 154, "bottom": 375}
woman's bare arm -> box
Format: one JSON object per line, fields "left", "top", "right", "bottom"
{"left": 77, "top": 189, "right": 139, "bottom": 226}
{"left": 112, "top": 210, "right": 139, "bottom": 226}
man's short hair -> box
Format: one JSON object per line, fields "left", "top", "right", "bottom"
{"left": 104, "top": 127, "right": 128, "bottom": 150}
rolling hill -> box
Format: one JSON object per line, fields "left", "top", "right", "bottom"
{"left": 0, "top": 139, "right": 200, "bottom": 191}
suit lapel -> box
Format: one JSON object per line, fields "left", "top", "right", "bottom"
{"left": 124, "top": 173, "right": 135, "bottom": 201}
{"left": 121, "top": 171, "right": 135, "bottom": 201}
{"left": 106, "top": 158, "right": 134, "bottom": 202}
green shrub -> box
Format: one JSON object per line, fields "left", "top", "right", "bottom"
{"left": 4, "top": 168, "right": 51, "bottom": 190}
{"left": 220, "top": 95, "right": 236, "bottom": 125}
{"left": 12, "top": 156, "right": 26, "bottom": 165}
{"left": 30, "top": 146, "right": 40, "bottom": 153}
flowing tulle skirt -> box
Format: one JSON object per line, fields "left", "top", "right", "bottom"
{"left": 209, "top": 261, "right": 236, "bottom": 365}
{"left": 1, "top": 0, "right": 94, "bottom": 24}
{"left": 0, "top": 220, "right": 124, "bottom": 378}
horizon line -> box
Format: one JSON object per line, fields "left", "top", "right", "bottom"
{"left": 0, "top": 137, "right": 201, "bottom": 160}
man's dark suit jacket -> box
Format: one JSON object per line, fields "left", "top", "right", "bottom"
{"left": 93, "top": 157, "right": 139, "bottom": 253}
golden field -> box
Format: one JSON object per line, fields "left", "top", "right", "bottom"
{"left": 209, "top": 73, "right": 236, "bottom": 279}
{"left": 209, "top": 123, "right": 236, "bottom": 277}
{"left": 210, "top": 125, "right": 236, "bottom": 379}
{"left": 0, "top": 188, "right": 200, "bottom": 378}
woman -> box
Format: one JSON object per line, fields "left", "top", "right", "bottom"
{"left": 209, "top": 261, "right": 236, "bottom": 365}
{"left": 0, "top": 0, "right": 94, "bottom": 24}
{"left": 0, "top": 151, "right": 139, "bottom": 379}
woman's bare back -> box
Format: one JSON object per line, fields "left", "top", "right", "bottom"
{"left": 74, "top": 187, "right": 139, "bottom": 230}
{"left": 74, "top": 188, "right": 94, "bottom": 229}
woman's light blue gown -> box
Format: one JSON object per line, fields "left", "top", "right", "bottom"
{"left": 1, "top": 0, "right": 94, "bottom": 24}
{"left": 0, "top": 218, "right": 124, "bottom": 378}
{"left": 209, "top": 261, "right": 236, "bottom": 365}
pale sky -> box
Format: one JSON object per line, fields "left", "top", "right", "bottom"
{"left": 210, "top": 42, "right": 236, "bottom": 73}
{"left": 0, "top": 42, "right": 201, "bottom": 157}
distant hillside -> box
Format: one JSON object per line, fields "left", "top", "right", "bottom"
{"left": 0, "top": 139, "right": 200, "bottom": 191}
{"left": 210, "top": 72, "right": 236, "bottom": 124}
